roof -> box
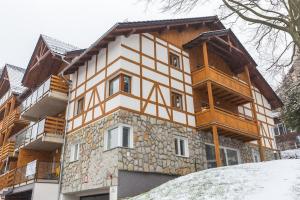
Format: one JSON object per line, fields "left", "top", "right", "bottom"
{"left": 183, "top": 28, "right": 282, "bottom": 109}
{"left": 63, "top": 16, "right": 224, "bottom": 74}
{"left": 22, "top": 34, "right": 79, "bottom": 88}
{"left": 41, "top": 34, "right": 79, "bottom": 56}
{"left": 183, "top": 29, "right": 257, "bottom": 66}
{"left": 0, "top": 64, "right": 27, "bottom": 95}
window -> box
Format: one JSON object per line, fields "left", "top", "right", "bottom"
{"left": 70, "top": 143, "right": 80, "bottom": 162}
{"left": 296, "top": 136, "right": 300, "bottom": 148}
{"left": 171, "top": 92, "right": 183, "bottom": 110}
{"left": 174, "top": 136, "right": 189, "bottom": 157}
{"left": 75, "top": 97, "right": 84, "bottom": 116}
{"left": 105, "top": 124, "right": 133, "bottom": 150}
{"left": 252, "top": 149, "right": 261, "bottom": 163}
{"left": 169, "top": 52, "right": 180, "bottom": 68}
{"left": 205, "top": 144, "right": 240, "bottom": 168}
{"left": 109, "top": 74, "right": 131, "bottom": 96}
{"left": 274, "top": 123, "right": 287, "bottom": 136}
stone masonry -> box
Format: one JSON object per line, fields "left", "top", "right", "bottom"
{"left": 62, "top": 109, "right": 274, "bottom": 195}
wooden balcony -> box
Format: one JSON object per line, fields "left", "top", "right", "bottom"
{"left": 21, "top": 75, "right": 68, "bottom": 120}
{"left": 192, "top": 67, "right": 252, "bottom": 104}
{"left": 0, "top": 169, "right": 15, "bottom": 190}
{"left": 195, "top": 107, "right": 259, "bottom": 142}
{"left": 0, "top": 161, "right": 59, "bottom": 190}
{"left": 0, "top": 142, "right": 15, "bottom": 161}
{"left": 15, "top": 117, "right": 65, "bottom": 151}
{"left": 0, "top": 109, "right": 29, "bottom": 136}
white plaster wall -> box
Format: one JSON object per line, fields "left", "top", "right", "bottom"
{"left": 32, "top": 183, "right": 59, "bottom": 200}
{"left": 108, "top": 37, "right": 122, "bottom": 64}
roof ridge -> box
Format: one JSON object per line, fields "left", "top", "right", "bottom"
{"left": 41, "top": 34, "right": 79, "bottom": 50}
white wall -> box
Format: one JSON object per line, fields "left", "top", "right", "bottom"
{"left": 32, "top": 183, "right": 59, "bottom": 200}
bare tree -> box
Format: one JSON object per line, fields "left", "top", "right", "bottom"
{"left": 143, "top": 0, "right": 300, "bottom": 70}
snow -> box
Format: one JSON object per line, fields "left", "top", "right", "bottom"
{"left": 281, "top": 149, "right": 300, "bottom": 159}
{"left": 41, "top": 34, "right": 79, "bottom": 56}
{"left": 128, "top": 160, "right": 300, "bottom": 200}
{"left": 5, "top": 64, "right": 27, "bottom": 94}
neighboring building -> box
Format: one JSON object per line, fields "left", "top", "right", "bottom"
{"left": 59, "top": 17, "right": 282, "bottom": 200}
{"left": 0, "top": 35, "right": 79, "bottom": 200}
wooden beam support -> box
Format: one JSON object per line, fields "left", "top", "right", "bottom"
{"left": 245, "top": 66, "right": 265, "bottom": 161}
{"left": 203, "top": 42, "right": 209, "bottom": 68}
{"left": 212, "top": 125, "right": 221, "bottom": 167}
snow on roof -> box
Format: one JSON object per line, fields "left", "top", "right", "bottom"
{"left": 5, "top": 64, "right": 27, "bottom": 94}
{"left": 41, "top": 35, "right": 79, "bottom": 56}
{"left": 128, "top": 160, "right": 300, "bottom": 200}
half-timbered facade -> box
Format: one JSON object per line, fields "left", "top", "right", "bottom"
{"left": 60, "top": 17, "right": 282, "bottom": 200}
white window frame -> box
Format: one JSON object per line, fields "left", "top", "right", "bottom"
{"left": 205, "top": 143, "right": 241, "bottom": 167}
{"left": 70, "top": 143, "right": 80, "bottom": 162}
{"left": 104, "top": 124, "right": 134, "bottom": 151}
{"left": 174, "top": 136, "right": 189, "bottom": 157}
{"left": 251, "top": 149, "right": 261, "bottom": 163}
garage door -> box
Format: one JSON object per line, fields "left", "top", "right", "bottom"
{"left": 80, "top": 194, "right": 109, "bottom": 200}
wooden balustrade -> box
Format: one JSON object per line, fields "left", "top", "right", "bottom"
{"left": 0, "top": 169, "right": 15, "bottom": 190}
{"left": 44, "top": 117, "right": 65, "bottom": 134}
{"left": 50, "top": 75, "right": 68, "bottom": 94}
{"left": 2, "top": 109, "right": 20, "bottom": 129}
{"left": 195, "top": 107, "right": 259, "bottom": 140}
{"left": 0, "top": 142, "right": 15, "bottom": 161}
{"left": 192, "top": 67, "right": 252, "bottom": 98}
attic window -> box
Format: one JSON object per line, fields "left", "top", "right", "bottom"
{"left": 169, "top": 52, "right": 180, "bottom": 69}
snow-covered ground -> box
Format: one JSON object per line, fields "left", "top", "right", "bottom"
{"left": 281, "top": 149, "right": 300, "bottom": 159}
{"left": 128, "top": 160, "right": 300, "bottom": 200}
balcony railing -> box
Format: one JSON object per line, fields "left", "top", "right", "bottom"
{"left": 21, "top": 75, "right": 68, "bottom": 113}
{"left": 2, "top": 109, "right": 20, "bottom": 129}
{"left": 0, "top": 169, "right": 15, "bottom": 190}
{"left": 0, "top": 161, "right": 59, "bottom": 189}
{"left": 15, "top": 117, "right": 65, "bottom": 150}
{"left": 0, "top": 142, "right": 15, "bottom": 161}
{"left": 192, "top": 67, "right": 252, "bottom": 98}
{"left": 195, "top": 107, "right": 259, "bottom": 140}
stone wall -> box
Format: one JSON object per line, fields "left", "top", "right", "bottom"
{"left": 62, "top": 109, "right": 275, "bottom": 195}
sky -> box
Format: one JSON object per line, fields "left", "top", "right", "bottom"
{"left": 0, "top": 0, "right": 282, "bottom": 88}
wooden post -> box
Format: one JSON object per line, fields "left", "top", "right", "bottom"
{"left": 203, "top": 42, "right": 209, "bottom": 69}
{"left": 212, "top": 125, "right": 221, "bottom": 167}
{"left": 244, "top": 66, "right": 265, "bottom": 161}
{"left": 207, "top": 81, "right": 214, "bottom": 111}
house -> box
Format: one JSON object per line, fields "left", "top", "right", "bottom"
{"left": 0, "top": 16, "right": 283, "bottom": 200}
{"left": 0, "top": 35, "right": 79, "bottom": 200}
{"left": 59, "top": 16, "right": 282, "bottom": 200}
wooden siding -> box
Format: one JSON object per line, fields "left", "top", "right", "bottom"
{"left": 0, "top": 169, "right": 15, "bottom": 189}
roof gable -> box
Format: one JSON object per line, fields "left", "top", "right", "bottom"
{"left": 22, "top": 34, "right": 79, "bottom": 88}
{"left": 0, "top": 64, "right": 27, "bottom": 98}
{"left": 63, "top": 16, "right": 224, "bottom": 74}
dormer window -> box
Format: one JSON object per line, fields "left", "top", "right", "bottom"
{"left": 169, "top": 52, "right": 180, "bottom": 69}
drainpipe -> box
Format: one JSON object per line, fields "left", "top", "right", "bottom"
{"left": 57, "top": 77, "right": 72, "bottom": 200}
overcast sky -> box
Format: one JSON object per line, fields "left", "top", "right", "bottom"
{"left": 0, "top": 0, "right": 282, "bottom": 88}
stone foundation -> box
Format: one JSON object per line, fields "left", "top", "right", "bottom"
{"left": 62, "top": 110, "right": 276, "bottom": 196}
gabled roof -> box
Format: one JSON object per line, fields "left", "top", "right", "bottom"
{"left": 0, "top": 64, "right": 27, "bottom": 97}
{"left": 41, "top": 34, "right": 79, "bottom": 56}
{"left": 22, "top": 34, "right": 79, "bottom": 88}
{"left": 63, "top": 16, "right": 224, "bottom": 74}
{"left": 183, "top": 28, "right": 282, "bottom": 109}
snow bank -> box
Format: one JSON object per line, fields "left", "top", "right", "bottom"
{"left": 128, "top": 160, "right": 300, "bottom": 200}
{"left": 281, "top": 149, "right": 300, "bottom": 159}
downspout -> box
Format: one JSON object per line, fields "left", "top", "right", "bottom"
{"left": 57, "top": 77, "right": 72, "bottom": 200}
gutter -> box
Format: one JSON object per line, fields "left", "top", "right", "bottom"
{"left": 57, "top": 77, "right": 72, "bottom": 200}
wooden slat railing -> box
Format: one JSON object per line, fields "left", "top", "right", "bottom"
{"left": 0, "top": 142, "right": 15, "bottom": 161}
{"left": 50, "top": 75, "right": 68, "bottom": 94}
{"left": 192, "top": 67, "right": 252, "bottom": 98}
{"left": 195, "top": 107, "right": 259, "bottom": 139}
{"left": 0, "top": 169, "right": 15, "bottom": 190}
{"left": 2, "top": 109, "right": 20, "bottom": 129}
{"left": 15, "top": 116, "right": 65, "bottom": 149}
